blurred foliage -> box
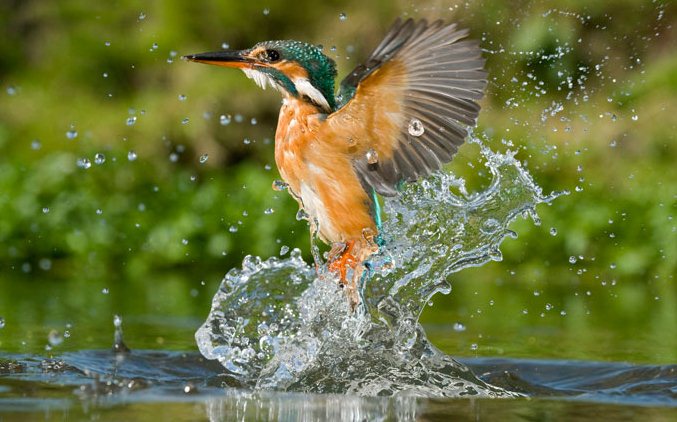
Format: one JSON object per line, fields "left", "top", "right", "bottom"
{"left": 0, "top": 0, "right": 675, "bottom": 359}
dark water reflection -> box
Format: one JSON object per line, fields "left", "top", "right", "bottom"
{"left": 0, "top": 350, "right": 674, "bottom": 421}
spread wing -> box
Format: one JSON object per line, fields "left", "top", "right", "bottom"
{"left": 328, "top": 18, "right": 487, "bottom": 196}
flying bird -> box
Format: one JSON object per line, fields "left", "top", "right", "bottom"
{"left": 185, "top": 18, "right": 487, "bottom": 305}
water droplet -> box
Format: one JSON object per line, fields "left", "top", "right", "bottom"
{"left": 48, "top": 330, "right": 63, "bottom": 347}
{"left": 263, "top": 8, "right": 270, "bottom": 15}
{"left": 569, "top": 256, "right": 577, "bottom": 264}
{"left": 102, "top": 288, "right": 110, "bottom": 294}
{"left": 545, "top": 303, "right": 553, "bottom": 311}
{"left": 126, "top": 116, "right": 137, "bottom": 126}
{"left": 6, "top": 86, "right": 17, "bottom": 96}
{"left": 96, "top": 209, "right": 103, "bottom": 215}
{"left": 609, "top": 263, "right": 616, "bottom": 269}
{"left": 549, "top": 227, "right": 557, "bottom": 236}
{"left": 181, "top": 238, "right": 189, "bottom": 245}
{"left": 339, "top": 12, "right": 347, "bottom": 21}
{"left": 39, "top": 258, "right": 52, "bottom": 271}
{"left": 296, "top": 209, "right": 309, "bottom": 221}
{"left": 264, "top": 208, "right": 274, "bottom": 215}
{"left": 609, "top": 139, "right": 617, "bottom": 147}
{"left": 66, "top": 128, "right": 78, "bottom": 140}
{"left": 104, "top": 41, "right": 111, "bottom": 47}
{"left": 272, "top": 180, "right": 288, "bottom": 191}
{"left": 102, "top": 72, "right": 109, "bottom": 78}
{"left": 366, "top": 149, "right": 379, "bottom": 165}
{"left": 150, "top": 42, "right": 158, "bottom": 51}
{"left": 127, "top": 150, "right": 137, "bottom": 161}
{"left": 77, "top": 158, "right": 92, "bottom": 169}
{"left": 178, "top": 94, "right": 187, "bottom": 101}
{"left": 181, "top": 117, "right": 189, "bottom": 125}
{"left": 0, "top": 317, "right": 5, "bottom": 328}
{"left": 453, "top": 322, "right": 466, "bottom": 332}
{"left": 221, "top": 42, "right": 230, "bottom": 49}
{"left": 219, "top": 114, "right": 231, "bottom": 125}
{"left": 279, "top": 245, "right": 289, "bottom": 256}
{"left": 250, "top": 117, "right": 257, "bottom": 125}
{"left": 138, "top": 12, "right": 146, "bottom": 20}
{"left": 631, "top": 115, "right": 638, "bottom": 121}
{"left": 94, "top": 153, "right": 106, "bottom": 165}
{"left": 199, "top": 153, "right": 209, "bottom": 164}
{"left": 408, "top": 118, "right": 425, "bottom": 137}
{"left": 481, "top": 218, "right": 501, "bottom": 234}
{"left": 31, "top": 139, "right": 42, "bottom": 150}
{"left": 229, "top": 225, "right": 238, "bottom": 233}
{"left": 470, "top": 343, "right": 478, "bottom": 351}
{"left": 42, "top": 207, "right": 50, "bottom": 214}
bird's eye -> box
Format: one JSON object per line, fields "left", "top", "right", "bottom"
{"left": 263, "top": 49, "right": 280, "bottom": 62}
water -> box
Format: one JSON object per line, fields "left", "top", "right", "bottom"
{"left": 0, "top": 350, "right": 674, "bottom": 421}
{"left": 194, "top": 141, "right": 564, "bottom": 396}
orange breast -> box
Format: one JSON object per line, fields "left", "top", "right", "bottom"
{"left": 275, "top": 98, "right": 376, "bottom": 244}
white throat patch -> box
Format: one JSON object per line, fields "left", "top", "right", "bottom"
{"left": 293, "top": 78, "right": 331, "bottom": 111}
{"left": 241, "top": 68, "right": 279, "bottom": 91}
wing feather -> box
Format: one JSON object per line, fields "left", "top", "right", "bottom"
{"left": 330, "top": 18, "right": 487, "bottom": 196}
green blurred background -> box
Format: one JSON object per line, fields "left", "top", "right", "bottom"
{"left": 0, "top": 0, "right": 675, "bottom": 363}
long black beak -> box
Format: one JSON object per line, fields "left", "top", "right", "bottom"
{"left": 183, "top": 50, "right": 254, "bottom": 68}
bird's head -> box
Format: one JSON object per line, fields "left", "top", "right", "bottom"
{"left": 185, "top": 40, "right": 337, "bottom": 112}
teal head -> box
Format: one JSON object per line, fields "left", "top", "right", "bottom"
{"left": 185, "top": 40, "right": 337, "bottom": 112}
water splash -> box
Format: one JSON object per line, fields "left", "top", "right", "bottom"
{"left": 196, "top": 141, "right": 564, "bottom": 396}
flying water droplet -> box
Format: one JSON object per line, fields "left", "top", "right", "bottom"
{"left": 229, "top": 225, "right": 238, "bottom": 233}
{"left": 66, "top": 128, "right": 78, "bottom": 140}
{"left": 42, "top": 207, "right": 49, "bottom": 214}
{"left": 569, "top": 256, "right": 577, "bottom": 264}
{"left": 48, "top": 330, "right": 63, "bottom": 347}
{"left": 77, "top": 158, "right": 92, "bottom": 169}
{"left": 296, "top": 209, "right": 309, "bottom": 221}
{"left": 366, "top": 148, "right": 379, "bottom": 165}
{"left": 279, "top": 245, "right": 289, "bottom": 256}
{"left": 220, "top": 114, "right": 232, "bottom": 125}
{"left": 549, "top": 227, "right": 557, "bottom": 236}
{"left": 31, "top": 139, "right": 41, "bottom": 150}
{"left": 94, "top": 153, "right": 106, "bottom": 165}
{"left": 272, "top": 180, "right": 288, "bottom": 191}
{"left": 199, "top": 154, "right": 209, "bottom": 164}
{"left": 178, "top": 94, "right": 187, "bottom": 101}
{"left": 126, "top": 116, "right": 137, "bottom": 126}
{"left": 453, "top": 322, "right": 466, "bottom": 332}
{"left": 127, "top": 150, "right": 137, "bottom": 161}
{"left": 263, "top": 8, "right": 270, "bottom": 15}
{"left": 264, "top": 208, "right": 274, "bottom": 215}
{"left": 0, "top": 317, "right": 5, "bottom": 328}
{"left": 138, "top": 12, "right": 146, "bottom": 21}
{"left": 339, "top": 12, "right": 347, "bottom": 21}
{"left": 408, "top": 118, "right": 425, "bottom": 137}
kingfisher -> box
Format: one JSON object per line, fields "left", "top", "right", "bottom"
{"left": 185, "top": 18, "right": 487, "bottom": 305}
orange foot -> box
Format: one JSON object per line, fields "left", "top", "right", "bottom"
{"left": 328, "top": 240, "right": 357, "bottom": 283}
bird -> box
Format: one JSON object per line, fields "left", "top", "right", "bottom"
{"left": 185, "top": 18, "right": 487, "bottom": 306}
